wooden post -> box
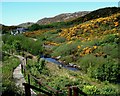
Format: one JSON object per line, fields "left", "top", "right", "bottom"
{"left": 24, "top": 68, "right": 26, "bottom": 77}
{"left": 68, "top": 87, "right": 72, "bottom": 96}
{"left": 78, "top": 88, "right": 87, "bottom": 96}
{"left": 56, "top": 91, "right": 59, "bottom": 96}
{"left": 28, "top": 74, "right": 30, "bottom": 85}
{"left": 23, "top": 83, "right": 31, "bottom": 96}
{"left": 73, "top": 86, "right": 78, "bottom": 96}
{"left": 56, "top": 91, "right": 63, "bottom": 96}
{"left": 21, "top": 64, "right": 23, "bottom": 73}
{"left": 26, "top": 57, "right": 27, "bottom": 65}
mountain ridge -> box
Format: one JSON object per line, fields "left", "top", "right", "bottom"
{"left": 36, "top": 11, "right": 90, "bottom": 25}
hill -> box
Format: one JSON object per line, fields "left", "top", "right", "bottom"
{"left": 18, "top": 22, "right": 34, "bottom": 28}
{"left": 36, "top": 11, "right": 90, "bottom": 25}
{"left": 24, "top": 11, "right": 120, "bottom": 95}
{"left": 28, "top": 7, "right": 120, "bottom": 31}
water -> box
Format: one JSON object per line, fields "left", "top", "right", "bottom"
{"left": 42, "top": 57, "right": 79, "bottom": 71}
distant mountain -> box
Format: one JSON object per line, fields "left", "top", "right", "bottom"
{"left": 18, "top": 22, "right": 34, "bottom": 28}
{"left": 36, "top": 11, "right": 90, "bottom": 25}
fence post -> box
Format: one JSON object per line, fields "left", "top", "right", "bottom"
{"left": 23, "top": 83, "right": 31, "bottom": 96}
{"left": 24, "top": 67, "right": 26, "bottom": 76}
{"left": 26, "top": 57, "right": 27, "bottom": 65}
{"left": 28, "top": 74, "right": 30, "bottom": 85}
{"left": 21, "top": 64, "right": 23, "bottom": 73}
{"left": 68, "top": 87, "right": 72, "bottom": 96}
{"left": 73, "top": 86, "right": 78, "bottom": 96}
{"left": 56, "top": 91, "right": 59, "bottom": 96}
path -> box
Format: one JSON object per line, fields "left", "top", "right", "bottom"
{"left": 13, "top": 55, "right": 36, "bottom": 96}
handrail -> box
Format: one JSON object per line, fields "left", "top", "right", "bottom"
{"left": 20, "top": 55, "right": 87, "bottom": 96}
{"left": 23, "top": 83, "right": 52, "bottom": 96}
{"left": 21, "top": 59, "right": 61, "bottom": 95}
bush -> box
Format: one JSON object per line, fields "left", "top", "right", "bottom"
{"left": 83, "top": 85, "right": 100, "bottom": 95}
{"left": 102, "top": 34, "right": 119, "bottom": 43}
{"left": 52, "top": 42, "right": 79, "bottom": 57}
{"left": 77, "top": 54, "right": 98, "bottom": 73}
{"left": 60, "top": 55, "right": 73, "bottom": 64}
{"left": 2, "top": 34, "right": 44, "bottom": 56}
{"left": 88, "top": 58, "right": 120, "bottom": 83}
{"left": 100, "top": 85, "right": 117, "bottom": 95}
{"left": 54, "top": 37, "right": 66, "bottom": 43}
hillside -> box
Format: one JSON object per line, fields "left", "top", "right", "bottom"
{"left": 27, "top": 7, "right": 120, "bottom": 31}
{"left": 36, "top": 11, "right": 90, "bottom": 25}
{"left": 18, "top": 22, "right": 34, "bottom": 28}
{"left": 24, "top": 10, "right": 120, "bottom": 94}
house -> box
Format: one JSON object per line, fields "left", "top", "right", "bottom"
{"left": 11, "top": 28, "right": 28, "bottom": 35}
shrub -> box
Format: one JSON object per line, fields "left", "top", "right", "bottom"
{"left": 52, "top": 42, "right": 78, "bottom": 57}
{"left": 88, "top": 58, "right": 120, "bottom": 83}
{"left": 60, "top": 55, "right": 73, "bottom": 64}
{"left": 54, "top": 37, "right": 66, "bottom": 43}
{"left": 102, "top": 34, "right": 119, "bottom": 43}
{"left": 100, "top": 85, "right": 117, "bottom": 95}
{"left": 77, "top": 54, "right": 98, "bottom": 73}
{"left": 2, "top": 34, "right": 44, "bottom": 56}
{"left": 83, "top": 85, "right": 100, "bottom": 95}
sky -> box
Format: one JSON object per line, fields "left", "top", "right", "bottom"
{"left": 1, "top": 2, "right": 119, "bottom": 26}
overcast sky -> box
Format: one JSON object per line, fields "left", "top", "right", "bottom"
{"left": 1, "top": 1, "right": 119, "bottom": 26}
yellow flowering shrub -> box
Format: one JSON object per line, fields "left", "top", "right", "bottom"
{"left": 59, "top": 13, "right": 120, "bottom": 41}
{"left": 114, "top": 22, "right": 119, "bottom": 27}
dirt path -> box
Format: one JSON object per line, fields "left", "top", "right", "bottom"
{"left": 13, "top": 55, "right": 36, "bottom": 96}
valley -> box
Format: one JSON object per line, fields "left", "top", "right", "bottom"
{"left": 1, "top": 7, "right": 120, "bottom": 96}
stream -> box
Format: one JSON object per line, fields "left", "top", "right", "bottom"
{"left": 42, "top": 57, "right": 79, "bottom": 71}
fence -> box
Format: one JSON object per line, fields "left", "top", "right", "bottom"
{"left": 21, "top": 57, "right": 87, "bottom": 96}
